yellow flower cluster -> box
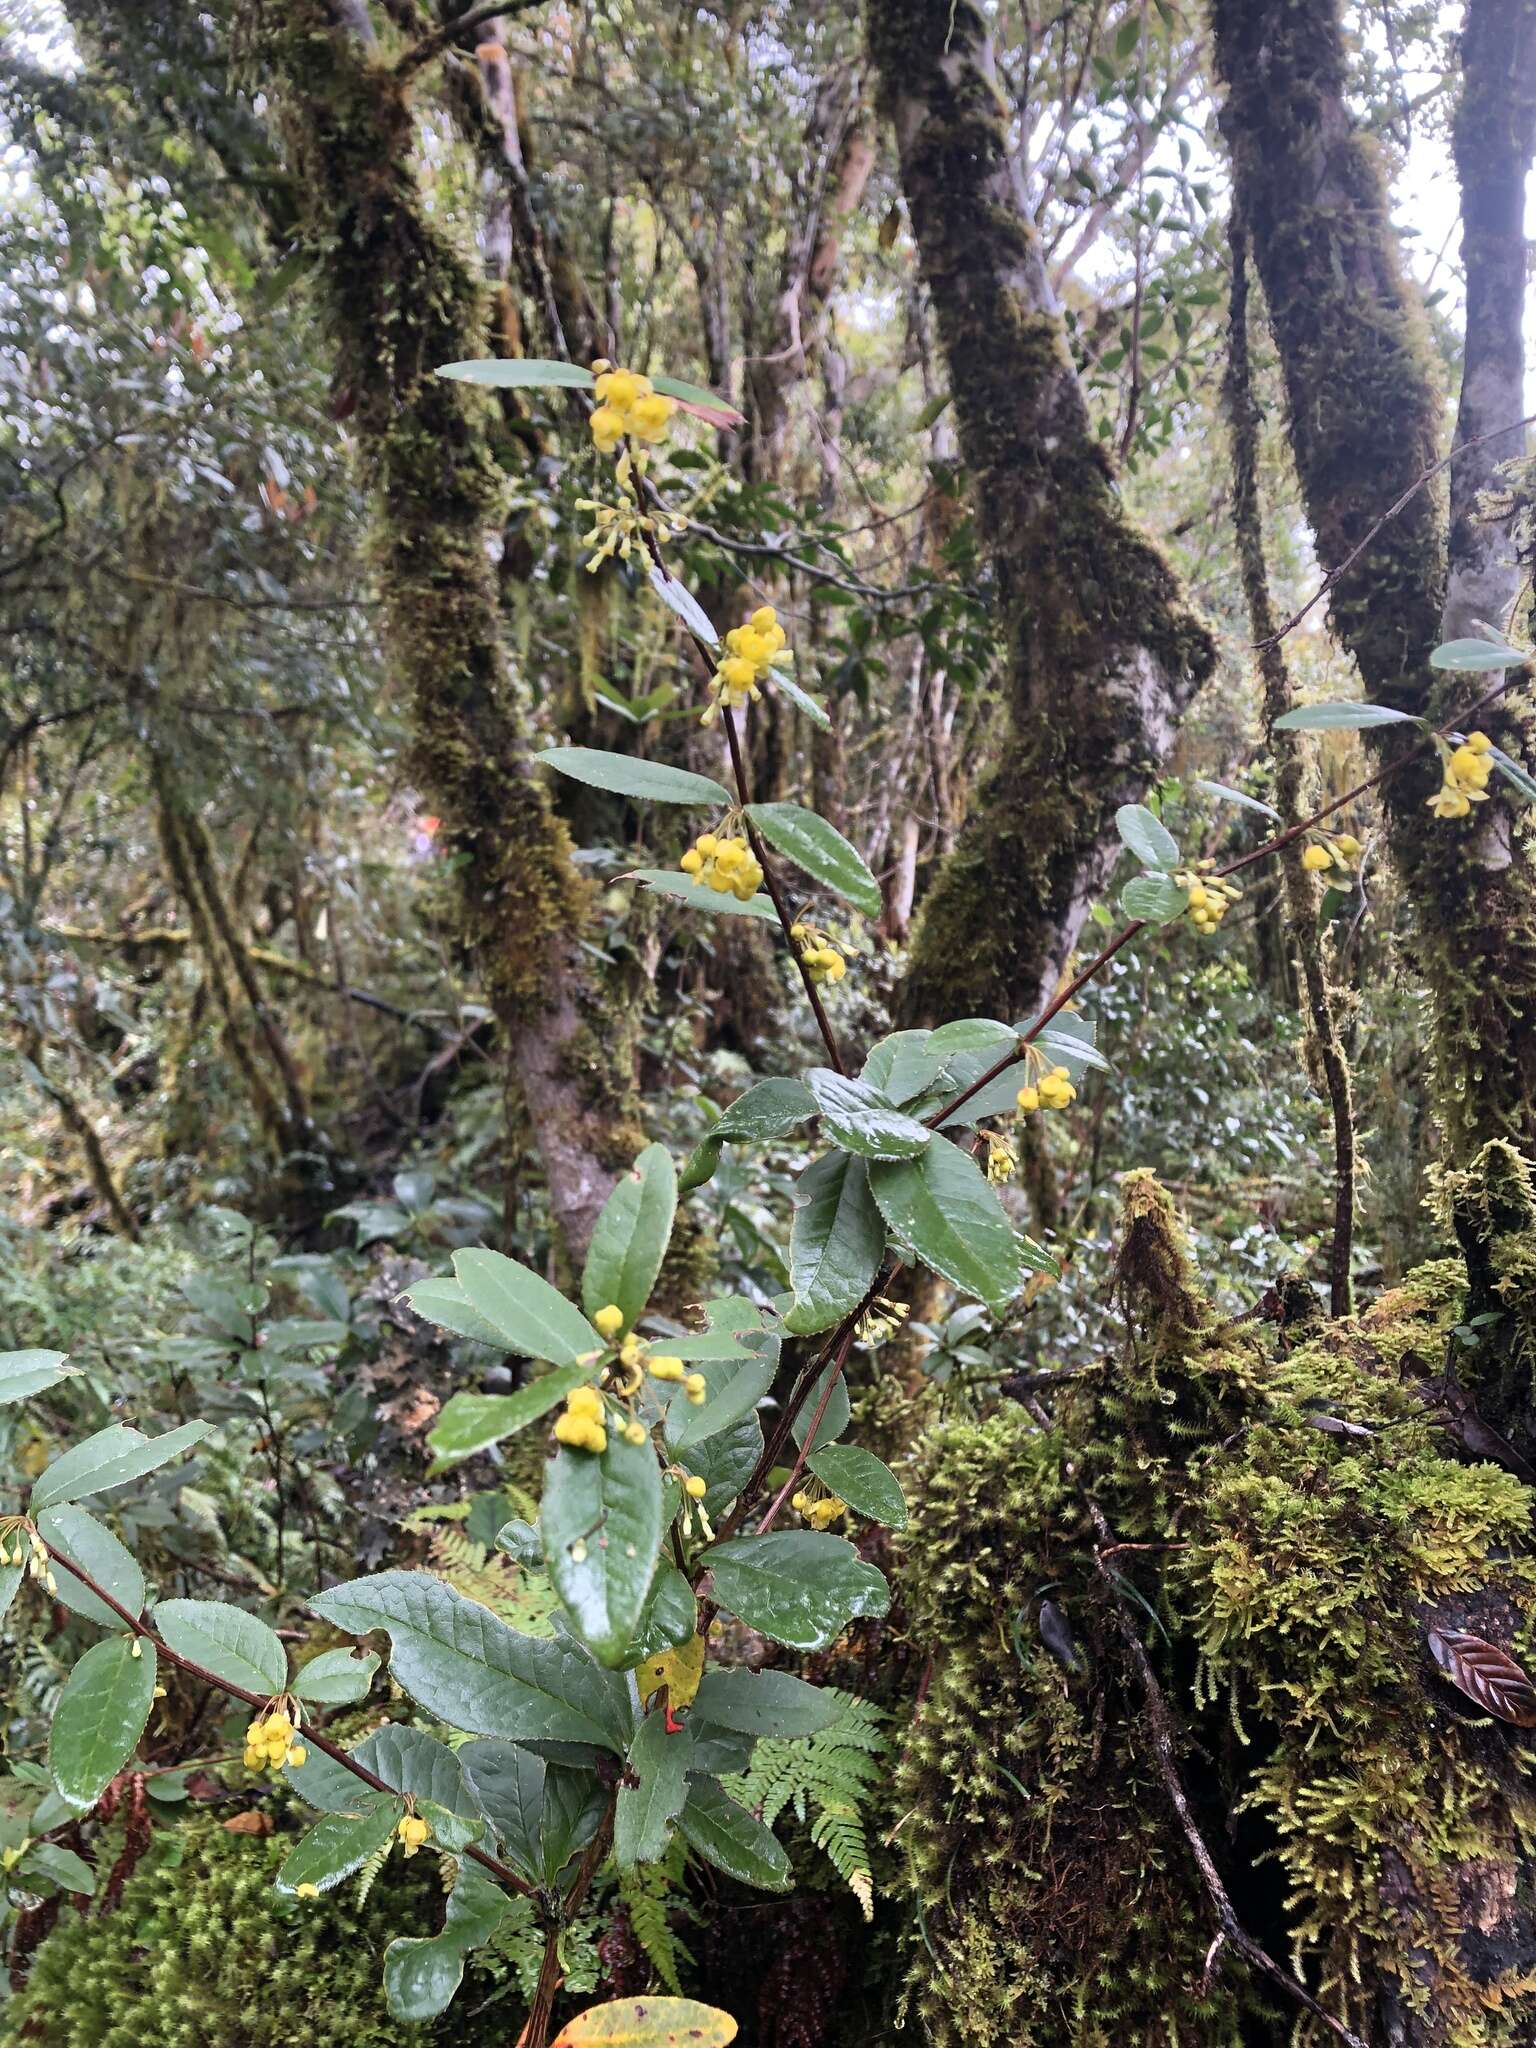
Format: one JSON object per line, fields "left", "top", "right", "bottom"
{"left": 791, "top": 922, "right": 847, "bottom": 984}
{"left": 1017, "top": 1066, "right": 1075, "bottom": 1115}
{"left": 985, "top": 1131, "right": 1019, "bottom": 1184}
{"left": 1427, "top": 731, "right": 1494, "bottom": 819}
{"left": 703, "top": 606, "right": 787, "bottom": 726}
{"left": 1300, "top": 831, "right": 1361, "bottom": 874}
{"left": 244, "top": 1708, "right": 305, "bottom": 1773}
{"left": 397, "top": 1811, "right": 431, "bottom": 1857}
{"left": 588, "top": 363, "right": 676, "bottom": 456}
{"left": 1174, "top": 861, "right": 1241, "bottom": 933}
{"left": 856, "top": 1296, "right": 910, "bottom": 1345}
{"left": 680, "top": 832, "right": 764, "bottom": 900}
{"left": 792, "top": 1491, "right": 848, "bottom": 1530}
{"left": 0, "top": 1519, "right": 56, "bottom": 1594}
{"left": 646, "top": 1352, "right": 707, "bottom": 1404}
{"left": 555, "top": 1383, "right": 607, "bottom": 1455}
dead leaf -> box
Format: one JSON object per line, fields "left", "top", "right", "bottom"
{"left": 222, "top": 1809, "right": 273, "bottom": 1835}
{"left": 550, "top": 1998, "right": 738, "bottom": 2047}
{"left": 1427, "top": 1627, "right": 1536, "bottom": 1727}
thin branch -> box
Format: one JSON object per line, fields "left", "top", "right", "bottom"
{"left": 395, "top": 0, "right": 546, "bottom": 78}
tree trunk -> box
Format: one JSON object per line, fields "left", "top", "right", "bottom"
{"left": 1211, "top": 0, "right": 1536, "bottom": 1163}
{"left": 246, "top": 0, "right": 639, "bottom": 1261}
{"left": 867, "top": 0, "right": 1215, "bottom": 1028}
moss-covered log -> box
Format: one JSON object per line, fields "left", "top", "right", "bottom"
{"left": 241, "top": 0, "right": 640, "bottom": 1257}
{"left": 867, "top": 0, "right": 1215, "bottom": 1027}
{"left": 1211, "top": 0, "right": 1536, "bottom": 1163}
{"left": 897, "top": 1168, "right": 1536, "bottom": 2046}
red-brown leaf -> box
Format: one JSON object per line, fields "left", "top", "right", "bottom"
{"left": 1427, "top": 1627, "right": 1536, "bottom": 1727}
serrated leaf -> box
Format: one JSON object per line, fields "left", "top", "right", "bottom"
{"left": 678, "top": 1777, "right": 791, "bottom": 1890}
{"left": 458, "top": 1740, "right": 605, "bottom": 1887}
{"left": 551, "top": 1997, "right": 739, "bottom": 2047}
{"left": 427, "top": 1367, "right": 593, "bottom": 1472}
{"left": 710, "top": 1077, "right": 818, "bottom": 1143}
{"left": 690, "top": 1667, "right": 841, "bottom": 1737}
{"left": 1427, "top": 1626, "right": 1536, "bottom": 1726}
{"left": 615, "top": 1710, "right": 694, "bottom": 1869}
{"left": 152, "top": 1599, "right": 287, "bottom": 1695}
{"left": 307, "top": 1572, "right": 631, "bottom": 1751}
{"left": 0, "top": 1349, "right": 76, "bottom": 1404}
{"left": 861, "top": 1029, "right": 946, "bottom": 1104}
{"left": 399, "top": 1276, "right": 505, "bottom": 1346}
{"left": 451, "top": 1248, "right": 601, "bottom": 1365}
{"left": 705, "top": 1530, "right": 889, "bottom": 1650}
{"left": 745, "top": 802, "right": 880, "bottom": 918}
{"left": 538, "top": 746, "right": 731, "bottom": 807}
{"left": 662, "top": 1348, "right": 777, "bottom": 1451}
{"left": 37, "top": 1506, "right": 145, "bottom": 1631}
{"left": 1429, "top": 637, "right": 1528, "bottom": 671}
{"left": 647, "top": 564, "right": 720, "bottom": 645}
{"left": 583, "top": 1143, "right": 676, "bottom": 1332}
{"left": 805, "top": 1069, "right": 931, "bottom": 1160}
{"left": 627, "top": 1564, "right": 698, "bottom": 1666}
{"left": 1120, "top": 872, "right": 1188, "bottom": 924}
{"left": 276, "top": 1797, "right": 398, "bottom": 1894}
{"left": 868, "top": 1138, "right": 1021, "bottom": 1311}
{"left": 629, "top": 869, "right": 778, "bottom": 919}
{"left": 286, "top": 1725, "right": 483, "bottom": 1830}
{"left": 292, "top": 1648, "right": 379, "bottom": 1706}
{"left": 383, "top": 1862, "right": 511, "bottom": 2022}
{"left": 1272, "top": 701, "right": 1419, "bottom": 730}
{"left": 676, "top": 1414, "right": 761, "bottom": 1516}
{"left": 1115, "top": 803, "right": 1180, "bottom": 870}
{"left": 49, "top": 1635, "right": 156, "bottom": 1810}
{"left": 541, "top": 1435, "right": 663, "bottom": 1666}
{"left": 783, "top": 1153, "right": 884, "bottom": 1336}
{"left": 31, "top": 1422, "right": 213, "bottom": 1513}
{"left": 1195, "top": 778, "right": 1280, "bottom": 820}
{"left": 806, "top": 1444, "right": 908, "bottom": 1529}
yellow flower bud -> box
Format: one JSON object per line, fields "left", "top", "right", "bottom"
{"left": 296, "top": 1882, "right": 319, "bottom": 1899}
{"left": 1016, "top": 1084, "right": 1040, "bottom": 1114}
{"left": 680, "top": 848, "right": 704, "bottom": 875}
{"left": 593, "top": 1304, "right": 625, "bottom": 1340}
{"left": 648, "top": 1356, "right": 685, "bottom": 1382}
{"left": 1300, "top": 843, "right": 1332, "bottom": 872}
{"left": 623, "top": 1420, "right": 648, "bottom": 1447}
{"left": 684, "top": 1372, "right": 708, "bottom": 1405}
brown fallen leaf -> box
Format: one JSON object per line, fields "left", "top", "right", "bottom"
{"left": 222, "top": 1809, "right": 274, "bottom": 1835}
{"left": 1427, "top": 1627, "right": 1536, "bottom": 1728}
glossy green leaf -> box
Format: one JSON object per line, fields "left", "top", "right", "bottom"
{"left": 790, "top": 1358, "right": 851, "bottom": 1453}
{"left": 400, "top": 1276, "right": 505, "bottom": 1346}
{"left": 276, "top": 1796, "right": 398, "bottom": 1894}
{"left": 582, "top": 1143, "right": 677, "bottom": 1332}
{"left": 1429, "top": 637, "right": 1528, "bottom": 671}
{"left": 783, "top": 1153, "right": 884, "bottom": 1337}
{"left": 1031, "top": 1020, "right": 1112, "bottom": 1074}
{"left": 629, "top": 869, "right": 778, "bottom": 919}
{"left": 292, "top": 1648, "right": 379, "bottom": 1706}
{"left": 647, "top": 564, "right": 719, "bottom": 645}
{"left": 1115, "top": 803, "right": 1180, "bottom": 870}
{"left": 0, "top": 1566, "right": 21, "bottom": 1623}
{"left": 678, "top": 1136, "right": 723, "bottom": 1194}
{"left": 458, "top": 1740, "right": 604, "bottom": 1887}
{"left": 861, "top": 1029, "right": 946, "bottom": 1104}
{"left": 286, "top": 1724, "right": 481, "bottom": 1827}
{"left": 627, "top": 1564, "right": 698, "bottom": 1665}
{"left": 541, "top": 1434, "right": 663, "bottom": 1666}
{"left": 0, "top": 1349, "right": 75, "bottom": 1404}
{"left": 675, "top": 1414, "right": 761, "bottom": 1516}
{"left": 679, "top": 1778, "right": 791, "bottom": 1890}
{"left": 383, "top": 1862, "right": 511, "bottom": 2022}
{"left": 539, "top": 746, "right": 731, "bottom": 806}
{"left": 49, "top": 1635, "right": 156, "bottom": 1810}
{"left": 690, "top": 1667, "right": 841, "bottom": 1737}
{"left": 308, "top": 1572, "right": 631, "bottom": 1751}
{"left": 771, "top": 664, "right": 832, "bottom": 731}
{"left": 706, "top": 1530, "right": 890, "bottom": 1650}
{"left": 1195, "top": 778, "right": 1280, "bottom": 820}
{"left": 437, "top": 357, "right": 593, "bottom": 389}
{"left": 650, "top": 371, "right": 745, "bottom": 421}
{"left": 615, "top": 1709, "right": 694, "bottom": 1869}
{"left": 451, "top": 1248, "right": 602, "bottom": 1365}
{"left": 926, "top": 1017, "right": 1016, "bottom": 1062}
{"left": 1272, "top": 700, "right": 1418, "bottom": 730}
{"left": 745, "top": 802, "right": 880, "bottom": 918}
{"left": 1119, "top": 873, "right": 1188, "bottom": 924}
{"left": 868, "top": 1138, "right": 1021, "bottom": 1312}
{"left": 31, "top": 1422, "right": 212, "bottom": 1514}
{"left": 37, "top": 1506, "right": 144, "bottom": 1631}
{"left": 17, "top": 1842, "right": 96, "bottom": 1895}
{"left": 152, "top": 1599, "right": 287, "bottom": 1695}
{"left": 806, "top": 1444, "right": 907, "bottom": 1529}
{"left": 427, "top": 1367, "right": 592, "bottom": 1473}
{"left": 662, "top": 1346, "right": 777, "bottom": 1451}
{"left": 710, "top": 1076, "right": 818, "bottom": 1143}
{"left": 805, "top": 1068, "right": 930, "bottom": 1160}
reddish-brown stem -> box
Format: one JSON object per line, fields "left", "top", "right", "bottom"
{"left": 755, "top": 1324, "right": 857, "bottom": 1534}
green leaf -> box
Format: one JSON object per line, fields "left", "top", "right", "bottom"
{"left": 0, "top": 1349, "right": 76, "bottom": 1404}
{"left": 436, "top": 357, "right": 594, "bottom": 390}
{"left": 783, "top": 1153, "right": 884, "bottom": 1337}
{"left": 805, "top": 1068, "right": 931, "bottom": 1160}
{"left": 1490, "top": 746, "right": 1536, "bottom": 805}
{"left": 541, "top": 1434, "right": 663, "bottom": 1666}
{"left": 31, "top": 1422, "right": 213, "bottom": 1513}
{"left": 627, "top": 1564, "right": 698, "bottom": 1665}
{"left": 307, "top": 1572, "right": 631, "bottom": 1751}
{"left": 276, "top": 1797, "right": 398, "bottom": 1894}
{"left": 399, "top": 1276, "right": 505, "bottom": 1346}
{"left": 790, "top": 1358, "right": 851, "bottom": 1453}
{"left": 868, "top": 1138, "right": 1021, "bottom": 1312}
{"left": 676, "top": 1414, "right": 761, "bottom": 1516}
{"left": 1272, "top": 701, "right": 1419, "bottom": 730}
{"left": 706, "top": 1530, "right": 890, "bottom": 1651}
{"left": 1115, "top": 803, "right": 1180, "bottom": 870}
{"left": 650, "top": 372, "right": 745, "bottom": 422}
{"left": 710, "top": 1076, "right": 818, "bottom": 1143}
{"left": 615, "top": 1710, "right": 694, "bottom": 1869}
{"left": 806, "top": 1444, "right": 907, "bottom": 1529}
{"left": 426, "top": 1367, "right": 593, "bottom": 1473}
{"left": 383, "top": 1862, "right": 511, "bottom": 2022}
{"left": 1032, "top": 1020, "right": 1112, "bottom": 1075}
{"left": 647, "top": 564, "right": 720, "bottom": 645}
{"left": 629, "top": 870, "right": 778, "bottom": 919}
{"left": 926, "top": 1017, "right": 1017, "bottom": 1062}
{"left": 678, "top": 1136, "right": 723, "bottom": 1194}
{"left": 771, "top": 664, "right": 833, "bottom": 731}
{"left": 860, "top": 1029, "right": 945, "bottom": 1104}
{"left": 36, "top": 1507, "right": 145, "bottom": 1631}
{"left": 583, "top": 1143, "right": 677, "bottom": 1332}
{"left": 538, "top": 747, "right": 732, "bottom": 807}
{"left": 679, "top": 1778, "right": 791, "bottom": 1890}
{"left": 745, "top": 802, "right": 880, "bottom": 918}
{"left": 152, "top": 1599, "right": 287, "bottom": 1695}
{"left": 452, "top": 1248, "right": 602, "bottom": 1365}
{"left": 286, "top": 1725, "right": 482, "bottom": 1830}
{"left": 292, "top": 1648, "right": 379, "bottom": 1706}
{"left": 662, "top": 1347, "right": 777, "bottom": 1451}
{"left": 690, "top": 1668, "right": 840, "bottom": 1737}
{"left": 0, "top": 1566, "right": 21, "bottom": 1623}
{"left": 458, "top": 1741, "right": 604, "bottom": 1887}
{"left": 1195, "top": 778, "right": 1280, "bottom": 821}
{"left": 17, "top": 1842, "right": 96, "bottom": 1895}
{"left": 1429, "top": 637, "right": 1528, "bottom": 671}
{"left": 1120, "top": 872, "right": 1188, "bottom": 924}
{"left": 49, "top": 1635, "right": 156, "bottom": 1810}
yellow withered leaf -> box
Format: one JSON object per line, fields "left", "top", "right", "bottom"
{"left": 636, "top": 1632, "right": 706, "bottom": 1712}
{"left": 550, "top": 1997, "right": 737, "bottom": 2048}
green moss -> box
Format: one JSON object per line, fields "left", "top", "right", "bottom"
{"left": 896, "top": 1167, "right": 1536, "bottom": 2045}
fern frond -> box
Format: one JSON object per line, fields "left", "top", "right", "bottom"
{"left": 618, "top": 1835, "right": 694, "bottom": 1992}
{"left": 353, "top": 1837, "right": 390, "bottom": 1909}
{"left": 726, "top": 1688, "right": 886, "bottom": 1918}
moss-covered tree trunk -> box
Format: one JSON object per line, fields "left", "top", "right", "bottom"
{"left": 1211, "top": 0, "right": 1536, "bottom": 1163}
{"left": 866, "top": 0, "right": 1216, "bottom": 1027}
{"left": 244, "top": 0, "right": 638, "bottom": 1259}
